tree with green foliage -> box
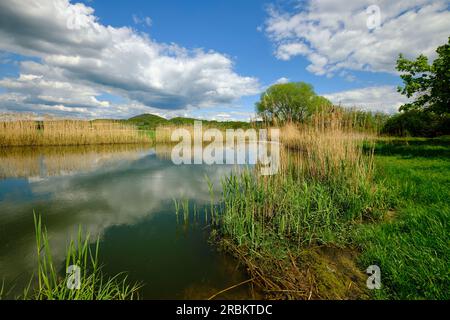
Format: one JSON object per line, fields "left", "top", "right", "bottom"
{"left": 381, "top": 109, "right": 449, "bottom": 137}
{"left": 382, "top": 37, "right": 450, "bottom": 137}
{"left": 255, "top": 82, "right": 332, "bottom": 124}
{"left": 397, "top": 36, "right": 449, "bottom": 115}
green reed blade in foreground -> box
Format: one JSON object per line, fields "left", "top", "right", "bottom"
{"left": 24, "top": 213, "right": 141, "bottom": 300}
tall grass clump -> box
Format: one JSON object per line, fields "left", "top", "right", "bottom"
{"left": 0, "top": 120, "right": 151, "bottom": 146}
{"left": 219, "top": 120, "right": 385, "bottom": 248}
{"left": 212, "top": 113, "right": 390, "bottom": 299}
{"left": 25, "top": 214, "right": 141, "bottom": 300}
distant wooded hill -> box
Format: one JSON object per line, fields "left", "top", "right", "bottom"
{"left": 121, "top": 113, "right": 253, "bottom": 129}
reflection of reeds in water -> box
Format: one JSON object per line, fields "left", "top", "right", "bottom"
{"left": 0, "top": 120, "right": 151, "bottom": 146}
{"left": 154, "top": 143, "right": 174, "bottom": 160}
{"left": 0, "top": 144, "right": 151, "bottom": 179}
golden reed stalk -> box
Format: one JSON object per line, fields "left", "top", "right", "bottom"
{"left": 278, "top": 110, "right": 375, "bottom": 185}
{"left": 0, "top": 120, "right": 151, "bottom": 146}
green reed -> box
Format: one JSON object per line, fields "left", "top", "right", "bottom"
{"left": 24, "top": 213, "right": 141, "bottom": 300}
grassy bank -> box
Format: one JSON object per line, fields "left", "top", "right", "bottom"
{"left": 0, "top": 120, "right": 152, "bottom": 146}
{"left": 211, "top": 128, "right": 448, "bottom": 299}
{"left": 356, "top": 138, "right": 450, "bottom": 299}
{"left": 6, "top": 215, "right": 141, "bottom": 300}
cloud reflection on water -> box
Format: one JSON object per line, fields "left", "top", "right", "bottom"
{"left": 0, "top": 144, "right": 249, "bottom": 295}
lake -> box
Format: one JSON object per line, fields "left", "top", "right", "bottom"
{"left": 0, "top": 144, "right": 256, "bottom": 299}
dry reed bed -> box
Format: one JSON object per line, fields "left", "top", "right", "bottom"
{"left": 0, "top": 120, "right": 151, "bottom": 146}
{"left": 279, "top": 122, "right": 375, "bottom": 185}
{"left": 154, "top": 124, "right": 264, "bottom": 144}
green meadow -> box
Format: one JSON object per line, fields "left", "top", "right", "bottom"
{"left": 356, "top": 138, "right": 450, "bottom": 299}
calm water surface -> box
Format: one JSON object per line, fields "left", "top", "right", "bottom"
{"left": 0, "top": 144, "right": 254, "bottom": 299}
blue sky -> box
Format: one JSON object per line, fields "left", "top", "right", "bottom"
{"left": 0, "top": 0, "right": 449, "bottom": 120}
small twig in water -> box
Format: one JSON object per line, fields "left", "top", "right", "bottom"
{"left": 207, "top": 278, "right": 255, "bottom": 300}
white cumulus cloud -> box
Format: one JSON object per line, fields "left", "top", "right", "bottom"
{"left": 324, "top": 85, "right": 410, "bottom": 113}
{"left": 0, "top": 0, "right": 260, "bottom": 118}
{"left": 274, "top": 77, "right": 290, "bottom": 84}
{"left": 265, "top": 0, "right": 450, "bottom": 76}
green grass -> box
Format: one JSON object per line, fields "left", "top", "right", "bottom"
{"left": 22, "top": 214, "right": 141, "bottom": 300}
{"left": 355, "top": 139, "right": 450, "bottom": 299}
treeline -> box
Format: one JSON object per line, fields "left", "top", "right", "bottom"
{"left": 381, "top": 110, "right": 449, "bottom": 137}
{"left": 124, "top": 113, "right": 253, "bottom": 130}
{"left": 256, "top": 37, "right": 449, "bottom": 137}
{"left": 381, "top": 37, "right": 449, "bottom": 137}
